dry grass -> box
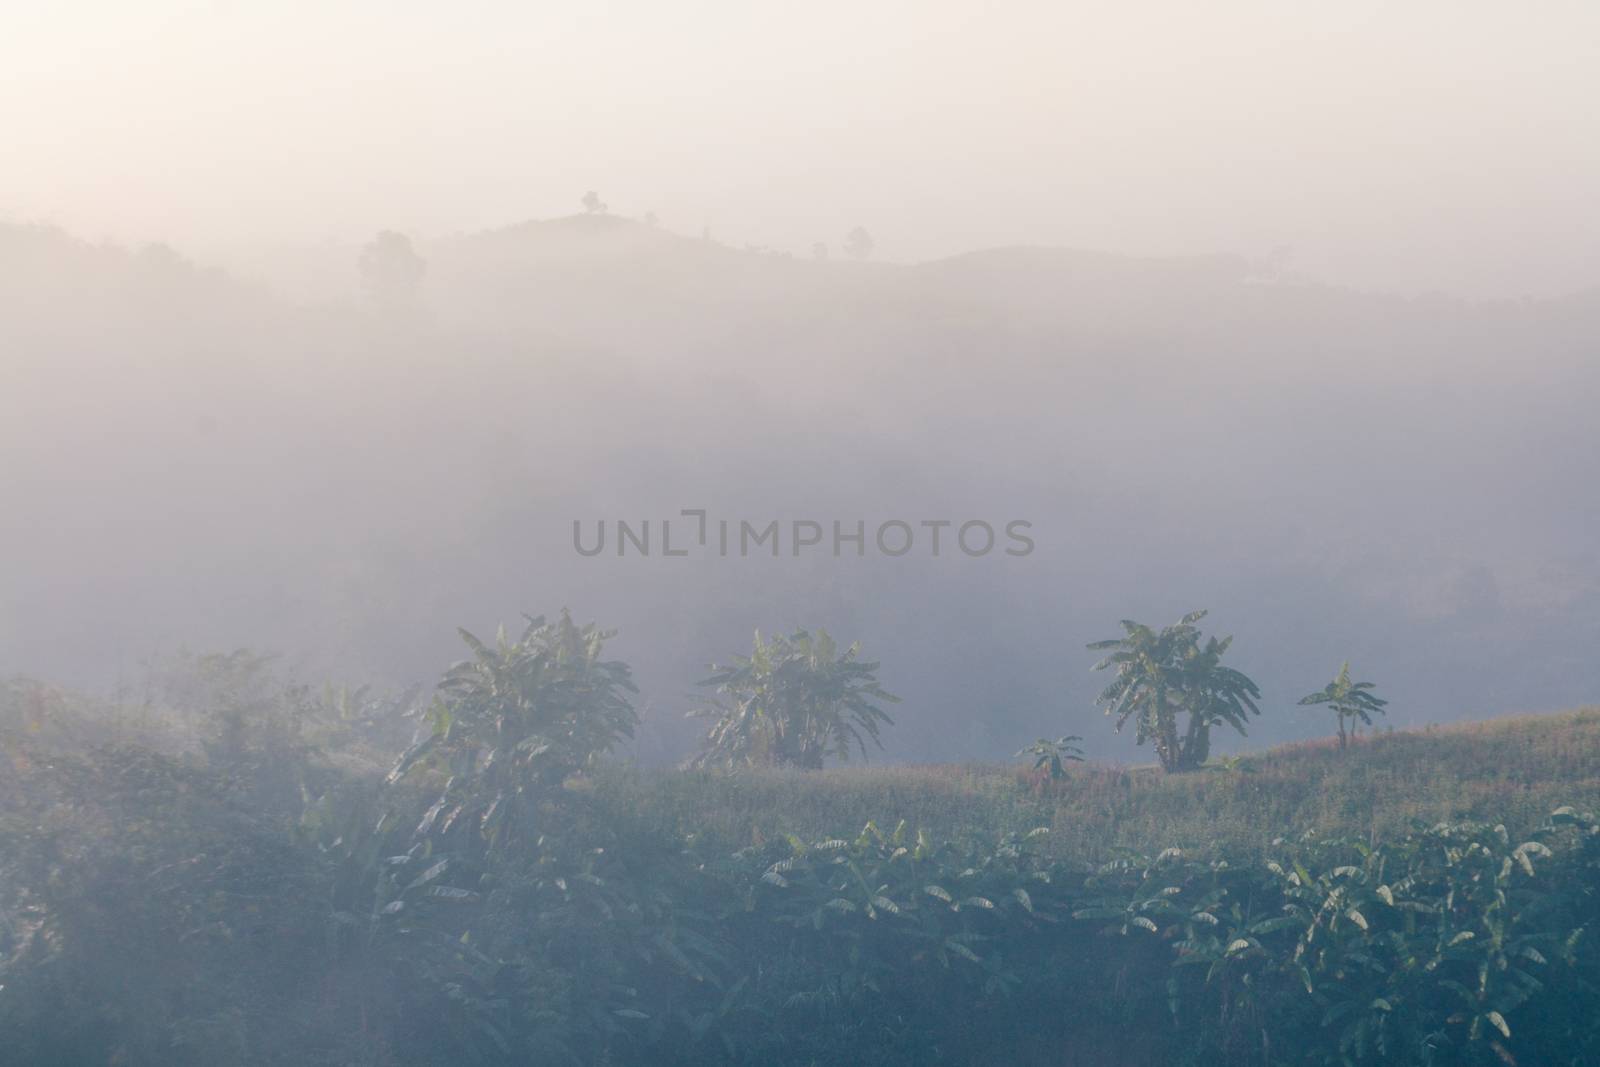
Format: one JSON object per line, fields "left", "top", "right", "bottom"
{"left": 592, "top": 708, "right": 1600, "bottom": 862}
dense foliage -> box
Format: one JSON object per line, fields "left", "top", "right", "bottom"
{"left": 4, "top": 632, "right": 1599, "bottom": 1066}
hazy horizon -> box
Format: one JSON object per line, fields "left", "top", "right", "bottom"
{"left": 5, "top": 1, "right": 1600, "bottom": 768}
{"left": 5, "top": 1, "right": 1599, "bottom": 299}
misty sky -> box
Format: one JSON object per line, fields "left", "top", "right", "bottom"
{"left": 4, "top": 0, "right": 1597, "bottom": 297}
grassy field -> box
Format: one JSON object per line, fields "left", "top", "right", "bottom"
{"left": 591, "top": 707, "right": 1600, "bottom": 861}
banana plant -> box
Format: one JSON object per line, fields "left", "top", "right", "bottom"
{"left": 1089, "top": 611, "right": 1262, "bottom": 772}
{"left": 745, "top": 819, "right": 1053, "bottom": 991}
{"left": 388, "top": 611, "right": 638, "bottom": 859}
{"left": 688, "top": 629, "right": 898, "bottom": 770}
{"left": 1299, "top": 662, "right": 1388, "bottom": 751}
{"left": 1279, "top": 822, "right": 1569, "bottom": 1065}
{"left": 1016, "top": 735, "right": 1085, "bottom": 779}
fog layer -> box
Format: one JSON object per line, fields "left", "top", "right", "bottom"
{"left": 4, "top": 216, "right": 1597, "bottom": 763}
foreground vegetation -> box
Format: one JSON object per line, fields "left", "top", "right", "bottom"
{"left": 3, "top": 636, "right": 1599, "bottom": 1066}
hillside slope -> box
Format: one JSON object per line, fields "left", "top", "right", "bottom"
{"left": 593, "top": 707, "right": 1600, "bottom": 860}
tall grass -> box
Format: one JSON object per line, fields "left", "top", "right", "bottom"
{"left": 591, "top": 708, "right": 1600, "bottom": 861}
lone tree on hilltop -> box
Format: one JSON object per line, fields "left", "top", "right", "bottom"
{"left": 843, "top": 226, "right": 874, "bottom": 261}
{"left": 358, "top": 230, "right": 426, "bottom": 313}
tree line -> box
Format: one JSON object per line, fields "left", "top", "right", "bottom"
{"left": 683, "top": 607, "right": 1385, "bottom": 774}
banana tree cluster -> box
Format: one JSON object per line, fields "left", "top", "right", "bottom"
{"left": 1070, "top": 811, "right": 1599, "bottom": 1066}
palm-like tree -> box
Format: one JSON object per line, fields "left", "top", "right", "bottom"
{"left": 1088, "top": 610, "right": 1261, "bottom": 772}
{"left": 388, "top": 611, "right": 638, "bottom": 854}
{"left": 688, "top": 629, "right": 898, "bottom": 770}
{"left": 1016, "top": 735, "right": 1085, "bottom": 779}
{"left": 1299, "top": 662, "right": 1387, "bottom": 751}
